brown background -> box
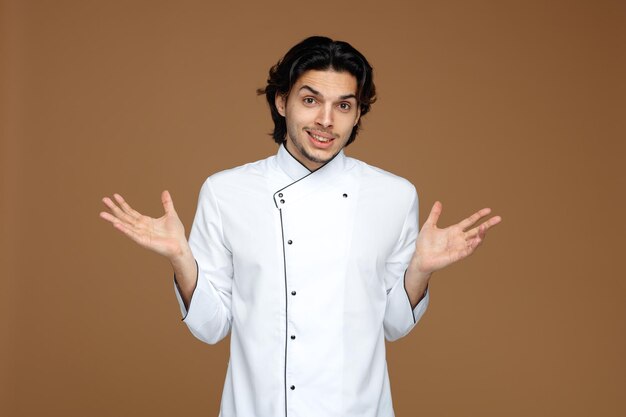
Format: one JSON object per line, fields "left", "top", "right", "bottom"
{"left": 1, "top": 0, "right": 625, "bottom": 416}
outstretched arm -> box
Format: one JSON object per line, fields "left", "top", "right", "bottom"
{"left": 99, "top": 191, "right": 197, "bottom": 307}
{"left": 405, "top": 201, "right": 502, "bottom": 308}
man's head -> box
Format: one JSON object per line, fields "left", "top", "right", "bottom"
{"left": 258, "top": 36, "right": 376, "bottom": 169}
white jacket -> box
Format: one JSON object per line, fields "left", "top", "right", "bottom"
{"left": 175, "top": 144, "right": 429, "bottom": 417}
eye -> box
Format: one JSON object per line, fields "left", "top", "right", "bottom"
{"left": 338, "top": 102, "right": 352, "bottom": 111}
{"left": 303, "top": 97, "right": 316, "bottom": 105}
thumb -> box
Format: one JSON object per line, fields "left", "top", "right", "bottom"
{"left": 161, "top": 190, "right": 178, "bottom": 216}
{"left": 425, "top": 201, "right": 442, "bottom": 227}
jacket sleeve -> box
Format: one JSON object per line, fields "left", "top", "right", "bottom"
{"left": 173, "top": 177, "right": 233, "bottom": 345}
{"left": 383, "top": 187, "right": 430, "bottom": 341}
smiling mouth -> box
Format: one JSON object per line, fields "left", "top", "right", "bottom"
{"left": 307, "top": 131, "right": 335, "bottom": 143}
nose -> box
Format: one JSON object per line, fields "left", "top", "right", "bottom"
{"left": 315, "top": 104, "right": 333, "bottom": 128}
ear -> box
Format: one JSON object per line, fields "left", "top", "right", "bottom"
{"left": 275, "top": 93, "right": 286, "bottom": 117}
{"left": 354, "top": 106, "right": 361, "bottom": 127}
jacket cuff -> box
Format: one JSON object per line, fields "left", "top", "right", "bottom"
{"left": 384, "top": 276, "right": 430, "bottom": 341}
{"left": 406, "top": 283, "right": 429, "bottom": 324}
{"left": 173, "top": 259, "right": 200, "bottom": 321}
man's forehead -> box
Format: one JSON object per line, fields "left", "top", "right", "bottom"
{"left": 292, "top": 70, "right": 358, "bottom": 98}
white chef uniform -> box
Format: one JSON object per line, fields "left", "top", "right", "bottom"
{"left": 175, "top": 144, "right": 429, "bottom": 417}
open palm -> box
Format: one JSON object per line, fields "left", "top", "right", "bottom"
{"left": 414, "top": 201, "right": 502, "bottom": 274}
{"left": 99, "top": 190, "right": 187, "bottom": 258}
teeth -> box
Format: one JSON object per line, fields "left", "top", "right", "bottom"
{"left": 310, "top": 132, "right": 332, "bottom": 142}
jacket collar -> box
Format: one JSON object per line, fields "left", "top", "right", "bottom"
{"left": 276, "top": 143, "right": 347, "bottom": 182}
{"left": 273, "top": 143, "right": 352, "bottom": 208}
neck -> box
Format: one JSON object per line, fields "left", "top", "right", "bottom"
{"left": 284, "top": 141, "right": 324, "bottom": 172}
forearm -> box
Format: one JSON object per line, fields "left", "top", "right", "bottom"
{"left": 404, "top": 261, "right": 431, "bottom": 309}
{"left": 171, "top": 243, "right": 197, "bottom": 309}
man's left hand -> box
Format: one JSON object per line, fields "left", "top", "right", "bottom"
{"left": 411, "top": 201, "right": 502, "bottom": 275}
{"left": 404, "top": 201, "right": 502, "bottom": 307}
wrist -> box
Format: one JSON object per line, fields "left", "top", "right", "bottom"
{"left": 408, "top": 255, "right": 433, "bottom": 277}
{"left": 404, "top": 266, "right": 431, "bottom": 309}
{"left": 169, "top": 241, "right": 193, "bottom": 266}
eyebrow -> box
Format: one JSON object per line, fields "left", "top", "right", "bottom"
{"left": 299, "top": 85, "right": 357, "bottom": 101}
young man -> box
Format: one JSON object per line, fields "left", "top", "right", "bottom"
{"left": 100, "top": 36, "right": 501, "bottom": 417}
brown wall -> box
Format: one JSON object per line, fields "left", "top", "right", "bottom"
{"left": 2, "top": 0, "right": 625, "bottom": 416}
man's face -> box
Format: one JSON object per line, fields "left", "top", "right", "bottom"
{"left": 276, "top": 70, "right": 361, "bottom": 171}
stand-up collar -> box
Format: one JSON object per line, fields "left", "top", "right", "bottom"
{"left": 276, "top": 143, "right": 347, "bottom": 182}
{"left": 276, "top": 144, "right": 311, "bottom": 181}
{"left": 273, "top": 143, "right": 352, "bottom": 209}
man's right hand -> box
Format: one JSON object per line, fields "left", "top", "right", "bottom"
{"left": 99, "top": 191, "right": 197, "bottom": 307}
{"left": 99, "top": 190, "right": 188, "bottom": 259}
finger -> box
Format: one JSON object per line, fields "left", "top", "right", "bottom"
{"left": 459, "top": 207, "right": 492, "bottom": 231}
{"left": 113, "top": 193, "right": 141, "bottom": 219}
{"left": 488, "top": 215, "right": 502, "bottom": 228}
{"left": 464, "top": 227, "right": 480, "bottom": 240}
{"left": 479, "top": 215, "right": 502, "bottom": 238}
{"left": 464, "top": 215, "right": 502, "bottom": 240}
{"left": 99, "top": 210, "right": 122, "bottom": 225}
{"left": 425, "top": 201, "right": 443, "bottom": 227}
{"left": 161, "top": 190, "right": 177, "bottom": 216}
{"left": 102, "top": 196, "right": 137, "bottom": 225}
{"left": 100, "top": 211, "right": 141, "bottom": 237}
